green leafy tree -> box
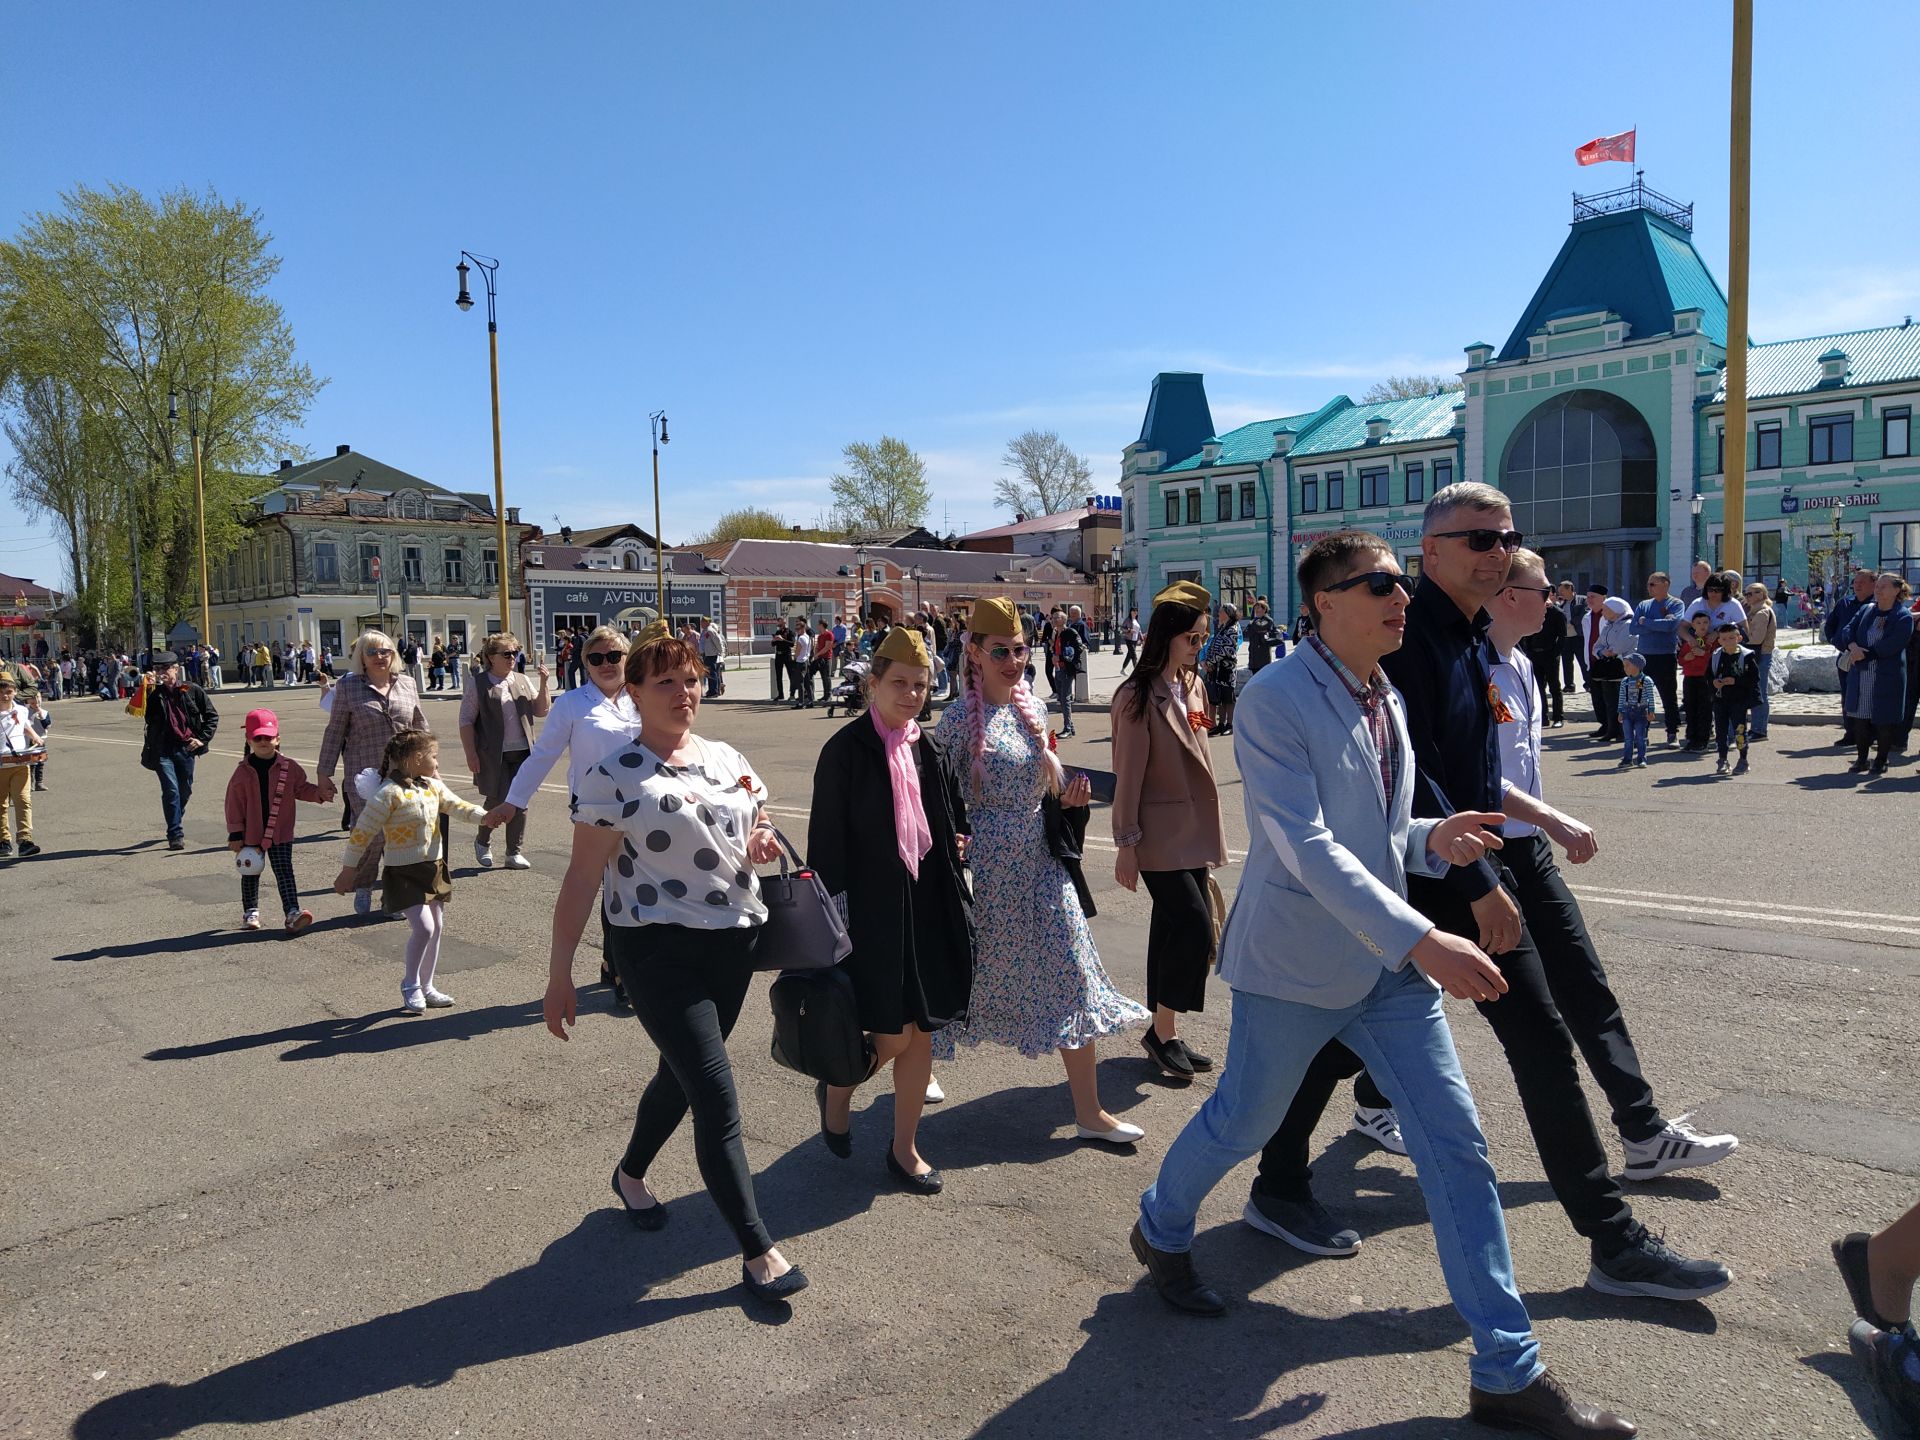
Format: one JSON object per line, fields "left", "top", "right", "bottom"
{"left": 829, "top": 436, "right": 930, "bottom": 533}
{"left": 995, "top": 429, "right": 1092, "bottom": 518}
{"left": 1359, "top": 374, "right": 1462, "bottom": 404}
{"left": 691, "top": 506, "right": 837, "bottom": 544}
{"left": 0, "top": 184, "right": 324, "bottom": 640}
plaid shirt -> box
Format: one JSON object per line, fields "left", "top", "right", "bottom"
{"left": 1307, "top": 633, "right": 1401, "bottom": 803}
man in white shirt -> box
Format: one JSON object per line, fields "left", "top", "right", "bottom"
{"left": 700, "top": 618, "right": 727, "bottom": 698}
{"left": 1483, "top": 549, "right": 1737, "bottom": 1181}
{"left": 789, "top": 626, "right": 813, "bottom": 708}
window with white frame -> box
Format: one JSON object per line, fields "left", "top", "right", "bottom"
{"left": 1883, "top": 406, "right": 1910, "bottom": 459}
{"left": 1809, "top": 413, "right": 1853, "bottom": 466}
{"left": 443, "top": 547, "right": 465, "bottom": 585}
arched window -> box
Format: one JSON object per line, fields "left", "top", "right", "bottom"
{"left": 622, "top": 551, "right": 639, "bottom": 571}
{"left": 1501, "top": 390, "right": 1658, "bottom": 539}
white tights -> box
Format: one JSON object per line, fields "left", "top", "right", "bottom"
{"left": 402, "top": 901, "right": 445, "bottom": 996}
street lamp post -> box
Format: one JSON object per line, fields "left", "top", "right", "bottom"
{"left": 166, "top": 387, "right": 213, "bottom": 656}
{"left": 910, "top": 564, "right": 924, "bottom": 616}
{"left": 856, "top": 546, "right": 870, "bottom": 622}
{"left": 455, "top": 253, "right": 512, "bottom": 634}
{"left": 650, "top": 411, "right": 670, "bottom": 617}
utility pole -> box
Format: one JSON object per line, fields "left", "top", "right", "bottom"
{"left": 1722, "top": 0, "right": 1753, "bottom": 574}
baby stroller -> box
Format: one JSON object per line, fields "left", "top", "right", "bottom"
{"left": 827, "top": 657, "right": 870, "bottom": 719}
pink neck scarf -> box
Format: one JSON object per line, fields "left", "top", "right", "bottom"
{"left": 870, "top": 707, "right": 932, "bottom": 878}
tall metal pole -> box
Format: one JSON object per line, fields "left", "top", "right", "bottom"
{"left": 1722, "top": 0, "right": 1754, "bottom": 574}
{"left": 650, "top": 412, "right": 669, "bottom": 617}
{"left": 192, "top": 423, "right": 211, "bottom": 650}
{"left": 487, "top": 325, "right": 509, "bottom": 635}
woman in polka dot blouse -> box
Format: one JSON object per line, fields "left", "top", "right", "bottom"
{"left": 543, "top": 623, "right": 808, "bottom": 1302}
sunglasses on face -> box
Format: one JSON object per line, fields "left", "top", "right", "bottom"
{"left": 1324, "top": 570, "right": 1415, "bottom": 599}
{"left": 1432, "top": 527, "right": 1525, "bottom": 552}
{"left": 492, "top": 649, "right": 521, "bottom": 660}
{"left": 364, "top": 648, "right": 394, "bottom": 658}
{"left": 1501, "top": 584, "right": 1554, "bottom": 598}
{"left": 585, "top": 651, "right": 626, "bottom": 667}
{"left": 985, "top": 644, "right": 1030, "bottom": 663}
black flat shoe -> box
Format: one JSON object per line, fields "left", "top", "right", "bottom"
{"left": 741, "top": 1261, "right": 810, "bottom": 1301}
{"left": 816, "top": 1080, "right": 852, "bottom": 1158}
{"left": 610, "top": 1165, "right": 668, "bottom": 1231}
{"left": 1834, "top": 1233, "right": 1902, "bottom": 1329}
{"left": 1141, "top": 1030, "right": 1195, "bottom": 1079}
{"left": 1172, "top": 1038, "right": 1215, "bottom": 1072}
{"left": 885, "top": 1145, "right": 943, "bottom": 1195}
{"left": 599, "top": 960, "right": 629, "bottom": 1008}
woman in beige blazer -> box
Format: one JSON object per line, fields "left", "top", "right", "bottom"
{"left": 1110, "top": 581, "right": 1228, "bottom": 1080}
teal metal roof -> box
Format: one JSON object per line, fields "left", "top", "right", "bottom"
{"left": 1289, "top": 390, "right": 1462, "bottom": 457}
{"left": 1500, "top": 206, "right": 1729, "bottom": 361}
{"left": 1712, "top": 322, "right": 1920, "bottom": 401}
{"left": 1136, "top": 372, "right": 1216, "bottom": 469}
{"left": 1159, "top": 406, "right": 1331, "bottom": 472}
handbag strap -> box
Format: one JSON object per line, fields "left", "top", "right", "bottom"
{"left": 769, "top": 825, "right": 807, "bottom": 878}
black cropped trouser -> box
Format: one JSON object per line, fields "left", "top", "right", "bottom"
{"left": 609, "top": 922, "right": 774, "bottom": 1261}
{"left": 1141, "top": 866, "right": 1212, "bottom": 1014}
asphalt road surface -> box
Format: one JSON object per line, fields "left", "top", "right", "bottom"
{"left": 3, "top": 672, "right": 1915, "bottom": 1439}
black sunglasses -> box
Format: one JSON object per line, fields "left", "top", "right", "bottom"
{"left": 1432, "top": 527, "right": 1525, "bottom": 552}
{"left": 1324, "top": 570, "right": 1415, "bottom": 598}
{"left": 585, "top": 650, "right": 626, "bottom": 667}
{"left": 1500, "top": 584, "right": 1554, "bottom": 598}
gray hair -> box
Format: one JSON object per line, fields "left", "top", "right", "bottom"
{"left": 1422, "top": 481, "right": 1510, "bottom": 534}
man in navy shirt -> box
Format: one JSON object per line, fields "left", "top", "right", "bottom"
{"left": 1631, "top": 572, "right": 1685, "bottom": 745}
{"left": 1248, "top": 483, "right": 1731, "bottom": 1309}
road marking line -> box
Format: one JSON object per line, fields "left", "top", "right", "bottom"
{"left": 1572, "top": 884, "right": 1920, "bottom": 927}
{"left": 1577, "top": 894, "right": 1914, "bottom": 937}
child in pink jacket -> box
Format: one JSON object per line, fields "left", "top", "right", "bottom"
{"left": 224, "top": 708, "right": 327, "bottom": 931}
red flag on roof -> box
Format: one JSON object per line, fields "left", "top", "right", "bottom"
{"left": 1575, "top": 129, "right": 1636, "bottom": 166}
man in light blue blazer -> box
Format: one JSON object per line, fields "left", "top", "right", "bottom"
{"left": 1129, "top": 532, "right": 1635, "bottom": 1439}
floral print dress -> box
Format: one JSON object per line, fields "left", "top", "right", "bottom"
{"left": 933, "top": 703, "right": 1148, "bottom": 1060}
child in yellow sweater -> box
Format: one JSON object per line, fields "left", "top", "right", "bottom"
{"left": 334, "top": 729, "right": 487, "bottom": 1014}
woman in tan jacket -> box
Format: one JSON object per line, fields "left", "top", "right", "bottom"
{"left": 1742, "top": 582, "right": 1777, "bottom": 740}
{"left": 1110, "top": 580, "right": 1228, "bottom": 1080}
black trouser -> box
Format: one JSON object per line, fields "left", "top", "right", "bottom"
{"left": 1901, "top": 640, "right": 1920, "bottom": 748}
{"left": 1683, "top": 675, "right": 1714, "bottom": 747}
{"left": 1641, "top": 653, "right": 1680, "bottom": 737}
{"left": 610, "top": 922, "right": 774, "bottom": 1261}
{"left": 240, "top": 841, "right": 301, "bottom": 916}
{"left": 1590, "top": 677, "right": 1621, "bottom": 739}
{"left": 771, "top": 653, "right": 789, "bottom": 700}
{"left": 1712, "top": 698, "right": 1749, "bottom": 762}
{"left": 1560, "top": 643, "right": 1581, "bottom": 693}
{"left": 1854, "top": 721, "right": 1899, "bottom": 767}
{"left": 1502, "top": 833, "right": 1662, "bottom": 1141}
{"left": 1140, "top": 866, "right": 1211, "bottom": 1014}
{"left": 1255, "top": 1040, "right": 1392, "bottom": 1201}
{"left": 1531, "top": 652, "right": 1563, "bottom": 723}
{"left": 1121, "top": 641, "right": 1138, "bottom": 672}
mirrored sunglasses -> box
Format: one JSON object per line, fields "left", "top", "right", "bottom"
{"left": 986, "top": 644, "right": 1030, "bottom": 662}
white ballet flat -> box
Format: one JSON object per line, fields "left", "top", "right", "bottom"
{"left": 924, "top": 1076, "right": 945, "bottom": 1103}
{"left": 1075, "top": 1121, "right": 1145, "bottom": 1145}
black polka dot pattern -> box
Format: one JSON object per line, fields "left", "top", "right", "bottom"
{"left": 663, "top": 878, "right": 688, "bottom": 899}
{"left": 659, "top": 794, "right": 682, "bottom": 813}
{"left": 694, "top": 847, "right": 720, "bottom": 871}
{"left": 646, "top": 830, "right": 671, "bottom": 852}
{"left": 635, "top": 884, "right": 659, "bottom": 908}
{"left": 705, "top": 891, "right": 729, "bottom": 906}
{"left": 617, "top": 854, "right": 635, "bottom": 878}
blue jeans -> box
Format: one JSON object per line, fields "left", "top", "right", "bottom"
{"left": 1620, "top": 709, "right": 1649, "bottom": 764}
{"left": 1053, "top": 671, "right": 1076, "bottom": 731}
{"left": 1750, "top": 653, "right": 1772, "bottom": 735}
{"left": 154, "top": 749, "right": 196, "bottom": 841}
{"left": 1139, "top": 966, "right": 1542, "bottom": 1395}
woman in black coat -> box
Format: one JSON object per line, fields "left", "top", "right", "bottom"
{"left": 809, "top": 627, "right": 975, "bottom": 1195}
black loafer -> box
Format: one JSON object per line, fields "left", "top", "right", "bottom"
{"left": 1129, "top": 1221, "right": 1225, "bottom": 1316}
{"left": 816, "top": 1080, "right": 852, "bottom": 1159}
{"left": 1173, "top": 1038, "right": 1215, "bottom": 1072}
{"left": 1142, "top": 1031, "right": 1194, "bottom": 1079}
{"left": 741, "top": 1261, "right": 809, "bottom": 1301}
{"left": 610, "top": 1165, "right": 668, "bottom": 1231}
{"left": 885, "top": 1145, "right": 943, "bottom": 1195}
{"left": 1835, "top": 1232, "right": 1901, "bottom": 1329}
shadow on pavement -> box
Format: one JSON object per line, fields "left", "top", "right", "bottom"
{"left": 1799, "top": 1347, "right": 1907, "bottom": 1439}
{"left": 53, "top": 912, "right": 378, "bottom": 964}
{"left": 144, "top": 982, "right": 626, "bottom": 1062}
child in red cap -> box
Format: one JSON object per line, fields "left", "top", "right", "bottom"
{"left": 224, "top": 708, "right": 327, "bottom": 931}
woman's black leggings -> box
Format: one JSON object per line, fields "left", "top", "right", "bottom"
{"left": 1141, "top": 866, "right": 1212, "bottom": 1013}
{"left": 608, "top": 922, "right": 774, "bottom": 1260}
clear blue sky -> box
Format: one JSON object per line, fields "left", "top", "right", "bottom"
{"left": 5, "top": 1, "right": 1918, "bottom": 586}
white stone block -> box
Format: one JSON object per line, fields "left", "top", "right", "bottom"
{"left": 1784, "top": 645, "right": 1845, "bottom": 693}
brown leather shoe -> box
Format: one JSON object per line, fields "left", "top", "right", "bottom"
{"left": 1128, "top": 1222, "right": 1225, "bottom": 1316}
{"left": 1469, "top": 1369, "right": 1636, "bottom": 1437}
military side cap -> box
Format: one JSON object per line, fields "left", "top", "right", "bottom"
{"left": 1153, "top": 579, "right": 1212, "bottom": 613}
{"left": 633, "top": 620, "right": 672, "bottom": 649}
{"left": 967, "top": 596, "right": 1021, "bottom": 639}
{"left": 876, "top": 626, "right": 931, "bottom": 667}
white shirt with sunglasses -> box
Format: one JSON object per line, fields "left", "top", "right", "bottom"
{"left": 503, "top": 679, "right": 640, "bottom": 810}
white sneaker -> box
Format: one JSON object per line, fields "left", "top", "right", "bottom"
{"left": 400, "top": 987, "right": 425, "bottom": 1016}
{"left": 241, "top": 909, "right": 262, "bottom": 931}
{"left": 1622, "top": 1114, "right": 1739, "bottom": 1179}
{"left": 503, "top": 851, "right": 531, "bottom": 870}
{"left": 474, "top": 838, "right": 494, "bottom": 869}
{"left": 1351, "top": 1105, "right": 1408, "bottom": 1155}
{"left": 423, "top": 987, "right": 455, "bottom": 1008}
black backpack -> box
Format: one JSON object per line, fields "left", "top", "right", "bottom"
{"left": 768, "top": 967, "right": 873, "bottom": 1086}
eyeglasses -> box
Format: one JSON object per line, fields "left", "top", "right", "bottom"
{"left": 585, "top": 651, "right": 626, "bottom": 667}
{"left": 985, "top": 644, "right": 1030, "bottom": 662}
{"left": 1324, "top": 570, "right": 1415, "bottom": 598}
{"left": 1432, "top": 528, "right": 1525, "bottom": 552}
{"left": 491, "top": 649, "right": 521, "bottom": 659}
{"left": 363, "top": 647, "right": 394, "bottom": 658}
{"left": 1500, "top": 584, "right": 1554, "bottom": 598}
{"left": 1179, "top": 631, "right": 1208, "bottom": 643}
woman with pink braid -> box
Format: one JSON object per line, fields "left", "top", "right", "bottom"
{"left": 932, "top": 597, "right": 1149, "bottom": 1144}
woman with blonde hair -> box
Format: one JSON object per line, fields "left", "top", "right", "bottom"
{"left": 459, "top": 631, "right": 550, "bottom": 870}
{"left": 317, "top": 630, "right": 428, "bottom": 915}
{"left": 811, "top": 626, "right": 976, "bottom": 1192}
{"left": 1741, "top": 582, "right": 1778, "bottom": 740}
{"left": 934, "top": 597, "right": 1148, "bottom": 1143}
